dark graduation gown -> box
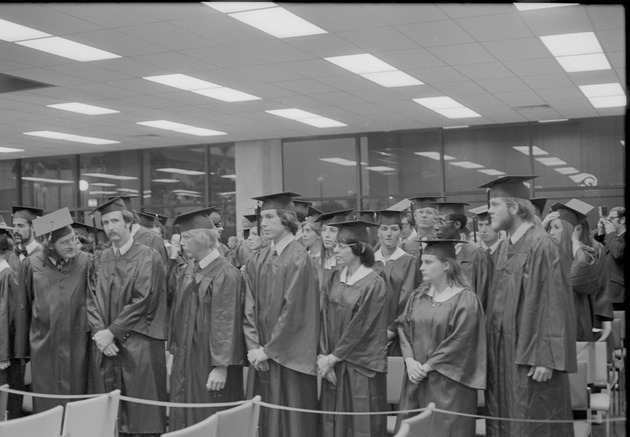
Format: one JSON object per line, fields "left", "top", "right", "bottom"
{"left": 486, "top": 225, "right": 576, "bottom": 437}
{"left": 591, "top": 241, "right": 613, "bottom": 329}
{"left": 134, "top": 224, "right": 168, "bottom": 264}
{"left": 396, "top": 284, "right": 486, "bottom": 436}
{"left": 571, "top": 246, "right": 599, "bottom": 341}
{"left": 0, "top": 265, "right": 17, "bottom": 382}
{"left": 16, "top": 250, "right": 91, "bottom": 413}
{"left": 167, "top": 255, "right": 245, "bottom": 430}
{"left": 320, "top": 268, "right": 388, "bottom": 437}
{"left": 243, "top": 240, "right": 320, "bottom": 437}
{"left": 87, "top": 241, "right": 167, "bottom": 435}
{"left": 456, "top": 242, "right": 493, "bottom": 310}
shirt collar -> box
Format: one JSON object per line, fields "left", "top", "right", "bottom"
{"left": 25, "top": 240, "right": 39, "bottom": 255}
{"left": 375, "top": 246, "right": 407, "bottom": 263}
{"left": 455, "top": 242, "right": 463, "bottom": 255}
{"left": 339, "top": 264, "right": 373, "bottom": 286}
{"left": 426, "top": 285, "right": 464, "bottom": 303}
{"left": 509, "top": 222, "right": 533, "bottom": 244}
{"left": 0, "top": 259, "right": 9, "bottom": 273}
{"left": 272, "top": 233, "right": 294, "bottom": 256}
{"left": 115, "top": 236, "right": 134, "bottom": 256}
{"left": 482, "top": 238, "right": 502, "bottom": 253}
{"left": 199, "top": 248, "right": 220, "bottom": 270}
{"left": 402, "top": 228, "right": 418, "bottom": 243}
{"left": 131, "top": 223, "right": 140, "bottom": 236}
{"left": 324, "top": 254, "right": 336, "bottom": 270}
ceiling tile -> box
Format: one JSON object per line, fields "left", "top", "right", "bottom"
{"left": 398, "top": 20, "right": 474, "bottom": 47}
{"left": 116, "top": 22, "right": 214, "bottom": 51}
{"left": 429, "top": 43, "right": 497, "bottom": 66}
{"left": 483, "top": 38, "right": 550, "bottom": 62}
{"left": 503, "top": 58, "right": 563, "bottom": 77}
{"left": 363, "top": 4, "right": 448, "bottom": 25}
{"left": 338, "top": 27, "right": 418, "bottom": 52}
{"left": 457, "top": 12, "right": 533, "bottom": 41}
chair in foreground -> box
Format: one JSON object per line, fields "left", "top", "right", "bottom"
{"left": 398, "top": 402, "right": 435, "bottom": 437}
{"left": 0, "top": 404, "right": 63, "bottom": 437}
{"left": 61, "top": 389, "right": 121, "bottom": 437}
{"left": 392, "top": 422, "right": 410, "bottom": 437}
{"left": 576, "top": 341, "right": 612, "bottom": 437}
{"left": 386, "top": 356, "right": 405, "bottom": 435}
{"left": 161, "top": 413, "right": 218, "bottom": 437}
{"left": 569, "top": 361, "right": 591, "bottom": 437}
{"left": 215, "top": 395, "right": 261, "bottom": 437}
{"left": 0, "top": 384, "right": 8, "bottom": 421}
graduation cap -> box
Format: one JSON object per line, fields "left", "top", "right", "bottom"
{"left": 307, "top": 205, "right": 323, "bottom": 218}
{"left": 375, "top": 209, "right": 404, "bottom": 226}
{"left": 550, "top": 199, "right": 593, "bottom": 227}
{"left": 293, "top": 199, "right": 313, "bottom": 221}
{"left": 422, "top": 239, "right": 467, "bottom": 260}
{"left": 137, "top": 211, "right": 168, "bottom": 228}
{"left": 0, "top": 214, "right": 15, "bottom": 233}
{"left": 108, "top": 192, "right": 138, "bottom": 213}
{"left": 242, "top": 214, "right": 258, "bottom": 229}
{"left": 468, "top": 205, "right": 490, "bottom": 222}
{"left": 354, "top": 210, "right": 376, "bottom": 222}
{"left": 530, "top": 197, "right": 548, "bottom": 217}
{"left": 173, "top": 207, "right": 217, "bottom": 232}
{"left": 313, "top": 209, "right": 354, "bottom": 226}
{"left": 409, "top": 196, "right": 444, "bottom": 210}
{"left": 479, "top": 175, "right": 537, "bottom": 200}
{"left": 335, "top": 220, "right": 379, "bottom": 244}
{"left": 90, "top": 192, "right": 129, "bottom": 217}
{"left": 12, "top": 205, "right": 44, "bottom": 222}
{"left": 431, "top": 201, "right": 469, "bottom": 217}
{"left": 32, "top": 207, "right": 74, "bottom": 242}
{"left": 71, "top": 221, "right": 96, "bottom": 237}
{"left": 251, "top": 192, "right": 301, "bottom": 213}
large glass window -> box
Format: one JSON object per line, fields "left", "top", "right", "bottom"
{"left": 209, "top": 143, "right": 236, "bottom": 239}
{"left": 0, "top": 160, "right": 18, "bottom": 216}
{"left": 22, "top": 156, "right": 75, "bottom": 214}
{"left": 283, "top": 136, "right": 359, "bottom": 211}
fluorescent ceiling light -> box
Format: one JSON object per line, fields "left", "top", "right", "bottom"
{"left": 449, "top": 161, "right": 484, "bottom": 169}
{"left": 217, "top": 191, "right": 237, "bottom": 196}
{"left": 514, "top": 3, "right": 578, "bottom": 11}
{"left": 203, "top": 2, "right": 276, "bottom": 13}
{"left": 538, "top": 119, "right": 569, "bottom": 123}
{"left": 16, "top": 36, "right": 120, "bottom": 61}
{"left": 193, "top": 87, "right": 260, "bottom": 102}
{"left": 435, "top": 108, "right": 481, "bottom": 119}
{"left": 221, "top": 174, "right": 237, "bottom": 179}
{"left": 0, "top": 146, "right": 24, "bottom": 153}
{"left": 156, "top": 168, "right": 205, "bottom": 176}
{"left": 555, "top": 167, "right": 580, "bottom": 175}
{"left": 152, "top": 179, "right": 180, "bottom": 183}
{"left": 536, "top": 157, "right": 567, "bottom": 166}
{"left": 22, "top": 176, "right": 74, "bottom": 184}
{"left": 361, "top": 71, "right": 423, "bottom": 87}
{"left": 589, "top": 96, "right": 627, "bottom": 108}
{"left": 66, "top": 136, "right": 119, "bottom": 145}
{"left": 540, "top": 32, "right": 603, "bottom": 57}
{"left": 89, "top": 191, "right": 118, "bottom": 195}
{"left": 47, "top": 102, "right": 119, "bottom": 115}
{"left": 137, "top": 120, "right": 192, "bottom": 130}
{"left": 579, "top": 83, "right": 625, "bottom": 98}
{"left": 89, "top": 182, "right": 117, "bottom": 187}
{"left": 557, "top": 53, "right": 611, "bottom": 73}
{"left": 0, "top": 18, "right": 51, "bottom": 42}
{"left": 513, "top": 146, "right": 549, "bottom": 156}
{"left": 443, "top": 125, "right": 469, "bottom": 129}
{"left": 116, "top": 188, "right": 138, "bottom": 193}
{"left": 266, "top": 108, "right": 318, "bottom": 119}
{"left": 174, "top": 127, "right": 227, "bottom": 136}
{"left": 413, "top": 96, "right": 460, "bottom": 110}
{"left": 230, "top": 7, "right": 326, "bottom": 38}
{"left": 143, "top": 74, "right": 220, "bottom": 91}
{"left": 414, "top": 151, "right": 456, "bottom": 160}
{"left": 478, "top": 169, "right": 506, "bottom": 176}
{"left": 366, "top": 166, "right": 397, "bottom": 172}
{"left": 82, "top": 173, "right": 138, "bottom": 181}
{"left": 24, "top": 131, "right": 76, "bottom": 140}
{"left": 325, "top": 54, "right": 395, "bottom": 74}
{"left": 320, "top": 157, "right": 358, "bottom": 166}
{"left": 298, "top": 117, "right": 347, "bottom": 128}
{"left": 173, "top": 189, "right": 202, "bottom": 194}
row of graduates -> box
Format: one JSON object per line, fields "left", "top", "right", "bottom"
{"left": 0, "top": 175, "right": 614, "bottom": 437}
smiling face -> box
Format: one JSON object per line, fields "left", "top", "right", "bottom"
{"left": 53, "top": 231, "right": 78, "bottom": 259}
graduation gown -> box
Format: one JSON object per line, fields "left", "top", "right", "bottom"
{"left": 16, "top": 250, "right": 91, "bottom": 413}
{"left": 320, "top": 269, "right": 388, "bottom": 437}
{"left": 591, "top": 241, "right": 613, "bottom": 328}
{"left": 456, "top": 242, "right": 493, "bottom": 309}
{"left": 571, "top": 246, "right": 599, "bottom": 341}
{"left": 133, "top": 224, "right": 168, "bottom": 264}
{"left": 243, "top": 240, "right": 320, "bottom": 437}
{"left": 87, "top": 241, "right": 167, "bottom": 435}
{"left": 167, "top": 255, "right": 245, "bottom": 430}
{"left": 396, "top": 284, "right": 486, "bottom": 436}
{"left": 486, "top": 225, "right": 576, "bottom": 437}
{"left": 0, "top": 266, "right": 17, "bottom": 376}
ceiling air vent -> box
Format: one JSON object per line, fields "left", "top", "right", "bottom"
{"left": 0, "top": 73, "right": 53, "bottom": 94}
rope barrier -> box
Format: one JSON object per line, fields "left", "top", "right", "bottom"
{"left": 0, "top": 386, "right": 626, "bottom": 424}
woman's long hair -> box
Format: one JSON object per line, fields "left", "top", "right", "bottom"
{"left": 439, "top": 257, "right": 471, "bottom": 289}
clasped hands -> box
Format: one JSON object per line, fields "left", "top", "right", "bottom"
{"left": 92, "top": 329, "right": 119, "bottom": 357}
{"left": 405, "top": 357, "right": 432, "bottom": 384}
{"left": 247, "top": 347, "right": 269, "bottom": 372}
{"left": 317, "top": 354, "right": 339, "bottom": 385}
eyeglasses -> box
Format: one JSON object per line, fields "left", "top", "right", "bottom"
{"left": 57, "top": 235, "right": 79, "bottom": 248}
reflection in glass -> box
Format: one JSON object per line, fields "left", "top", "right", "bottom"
{"left": 22, "top": 156, "right": 75, "bottom": 213}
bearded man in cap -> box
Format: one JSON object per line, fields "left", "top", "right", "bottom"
{"left": 87, "top": 194, "right": 167, "bottom": 437}
{"left": 166, "top": 208, "right": 245, "bottom": 430}
{"left": 243, "top": 192, "right": 320, "bottom": 437}
{"left": 481, "top": 176, "right": 576, "bottom": 437}
{"left": 15, "top": 208, "right": 91, "bottom": 413}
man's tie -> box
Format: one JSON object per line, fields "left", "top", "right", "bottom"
{"left": 269, "top": 248, "right": 278, "bottom": 261}
{"left": 15, "top": 247, "right": 27, "bottom": 258}
{"left": 193, "top": 260, "right": 201, "bottom": 273}
{"left": 114, "top": 248, "right": 121, "bottom": 259}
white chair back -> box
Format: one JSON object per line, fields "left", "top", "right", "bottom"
{"left": 61, "top": 390, "right": 120, "bottom": 437}
{"left": 0, "top": 404, "right": 63, "bottom": 437}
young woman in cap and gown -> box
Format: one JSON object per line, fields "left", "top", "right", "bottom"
{"left": 372, "top": 210, "right": 419, "bottom": 355}
{"left": 15, "top": 208, "right": 92, "bottom": 413}
{"left": 243, "top": 192, "right": 320, "bottom": 437}
{"left": 0, "top": 217, "right": 17, "bottom": 393}
{"left": 166, "top": 208, "right": 245, "bottom": 430}
{"left": 395, "top": 239, "right": 486, "bottom": 436}
{"left": 318, "top": 220, "right": 389, "bottom": 437}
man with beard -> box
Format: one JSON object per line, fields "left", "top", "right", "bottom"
{"left": 480, "top": 176, "right": 576, "bottom": 437}
{"left": 87, "top": 194, "right": 167, "bottom": 437}
{"left": 5, "top": 205, "right": 43, "bottom": 418}
{"left": 15, "top": 208, "right": 91, "bottom": 413}
{"left": 432, "top": 201, "right": 493, "bottom": 309}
